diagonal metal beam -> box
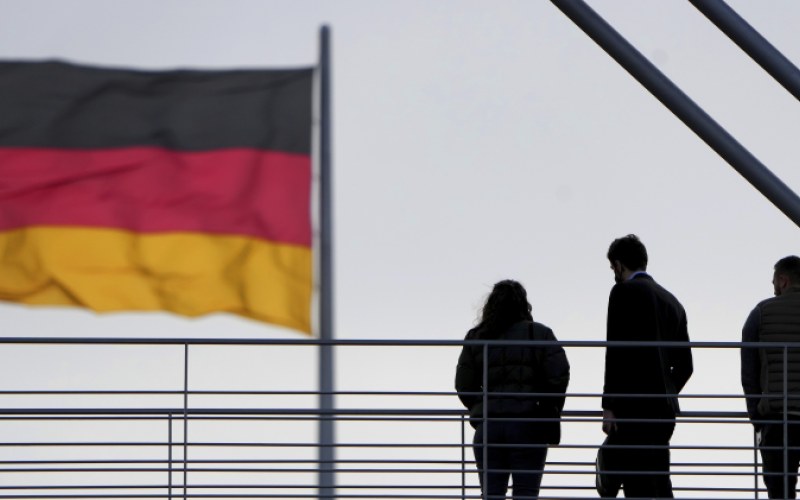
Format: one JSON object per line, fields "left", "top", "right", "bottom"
{"left": 689, "top": 0, "right": 800, "bottom": 102}
{"left": 550, "top": 0, "right": 800, "bottom": 228}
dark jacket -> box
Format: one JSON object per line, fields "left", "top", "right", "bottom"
{"left": 455, "top": 320, "right": 570, "bottom": 443}
{"left": 741, "top": 288, "right": 800, "bottom": 421}
{"left": 602, "top": 273, "right": 693, "bottom": 418}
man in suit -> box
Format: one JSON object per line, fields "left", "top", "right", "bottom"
{"left": 602, "top": 234, "right": 693, "bottom": 498}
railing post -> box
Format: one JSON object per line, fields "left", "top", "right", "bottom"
{"left": 482, "top": 342, "right": 488, "bottom": 500}
{"left": 183, "top": 343, "right": 189, "bottom": 500}
{"left": 754, "top": 423, "right": 760, "bottom": 499}
{"left": 461, "top": 413, "right": 467, "bottom": 500}
{"left": 784, "top": 346, "right": 789, "bottom": 499}
{"left": 168, "top": 412, "right": 173, "bottom": 500}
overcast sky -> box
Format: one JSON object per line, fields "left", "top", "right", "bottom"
{"left": 0, "top": 0, "right": 799, "bottom": 405}
{"left": 1, "top": 1, "right": 799, "bottom": 495}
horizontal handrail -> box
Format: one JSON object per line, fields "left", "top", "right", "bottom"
{"left": 0, "top": 338, "right": 789, "bottom": 499}
{"left": 0, "top": 337, "right": 797, "bottom": 348}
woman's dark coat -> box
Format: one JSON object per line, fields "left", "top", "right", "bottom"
{"left": 455, "top": 320, "right": 570, "bottom": 444}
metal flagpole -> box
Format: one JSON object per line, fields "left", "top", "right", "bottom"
{"left": 318, "top": 24, "right": 336, "bottom": 500}
{"left": 550, "top": 0, "right": 800, "bottom": 229}
{"left": 689, "top": 0, "right": 800, "bottom": 102}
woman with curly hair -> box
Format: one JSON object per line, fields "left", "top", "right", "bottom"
{"left": 456, "top": 279, "right": 570, "bottom": 499}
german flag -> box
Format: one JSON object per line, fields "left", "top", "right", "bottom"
{"left": 0, "top": 60, "right": 314, "bottom": 333}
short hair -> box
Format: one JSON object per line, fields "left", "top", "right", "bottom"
{"left": 774, "top": 256, "right": 800, "bottom": 285}
{"left": 607, "top": 234, "right": 648, "bottom": 271}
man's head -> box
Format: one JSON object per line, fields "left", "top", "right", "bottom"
{"left": 607, "top": 234, "right": 648, "bottom": 284}
{"left": 773, "top": 256, "right": 800, "bottom": 296}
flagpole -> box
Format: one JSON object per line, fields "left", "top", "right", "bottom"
{"left": 318, "top": 24, "right": 336, "bottom": 500}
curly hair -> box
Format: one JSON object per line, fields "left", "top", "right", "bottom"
{"left": 474, "top": 280, "right": 533, "bottom": 339}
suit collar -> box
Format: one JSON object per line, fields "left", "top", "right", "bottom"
{"left": 628, "top": 271, "right": 652, "bottom": 281}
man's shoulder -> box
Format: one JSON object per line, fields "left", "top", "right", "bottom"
{"left": 616, "top": 275, "right": 685, "bottom": 310}
{"left": 651, "top": 279, "right": 686, "bottom": 313}
{"left": 756, "top": 292, "right": 800, "bottom": 312}
{"left": 612, "top": 274, "right": 657, "bottom": 296}
{"left": 754, "top": 296, "right": 776, "bottom": 310}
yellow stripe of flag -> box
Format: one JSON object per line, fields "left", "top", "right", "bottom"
{"left": 0, "top": 227, "right": 312, "bottom": 333}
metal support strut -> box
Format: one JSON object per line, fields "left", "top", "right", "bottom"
{"left": 689, "top": 0, "right": 800, "bottom": 102}
{"left": 550, "top": 0, "right": 800, "bottom": 229}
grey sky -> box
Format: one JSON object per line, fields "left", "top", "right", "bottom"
{"left": 1, "top": 2, "right": 799, "bottom": 496}
{"left": 0, "top": 0, "right": 800, "bottom": 340}
{"left": 0, "top": 0, "right": 799, "bottom": 408}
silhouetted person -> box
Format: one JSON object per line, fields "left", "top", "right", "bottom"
{"left": 456, "top": 279, "right": 570, "bottom": 499}
{"left": 742, "top": 255, "right": 800, "bottom": 499}
{"left": 602, "top": 235, "right": 693, "bottom": 498}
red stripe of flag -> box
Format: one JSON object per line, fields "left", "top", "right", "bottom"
{"left": 0, "top": 147, "right": 311, "bottom": 246}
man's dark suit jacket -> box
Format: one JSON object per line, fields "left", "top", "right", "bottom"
{"left": 602, "top": 273, "right": 693, "bottom": 418}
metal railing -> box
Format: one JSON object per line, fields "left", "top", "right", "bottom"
{"left": 0, "top": 337, "right": 793, "bottom": 499}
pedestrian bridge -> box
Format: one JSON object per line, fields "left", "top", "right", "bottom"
{"left": 0, "top": 337, "right": 787, "bottom": 499}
